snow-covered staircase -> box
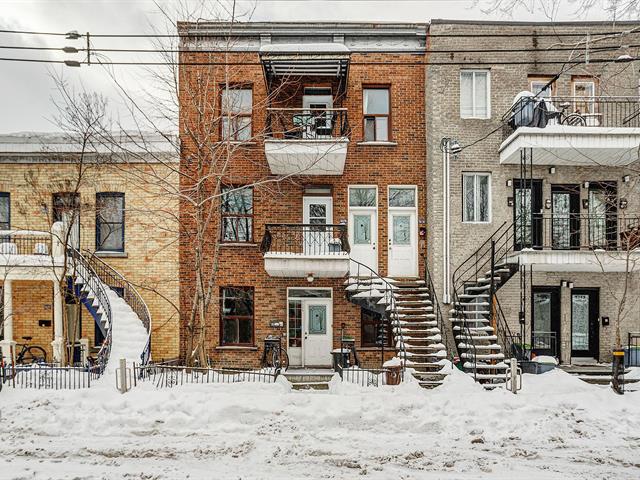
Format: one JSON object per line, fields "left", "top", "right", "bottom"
{"left": 345, "top": 260, "right": 448, "bottom": 389}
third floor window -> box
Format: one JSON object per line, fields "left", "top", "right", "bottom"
{"left": 460, "top": 70, "right": 490, "bottom": 119}
{"left": 363, "top": 87, "right": 390, "bottom": 141}
{"left": 0, "top": 193, "right": 9, "bottom": 230}
{"left": 221, "top": 87, "right": 252, "bottom": 141}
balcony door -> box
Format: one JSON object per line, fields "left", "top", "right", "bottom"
{"left": 588, "top": 182, "right": 617, "bottom": 249}
{"left": 551, "top": 185, "right": 580, "bottom": 250}
{"left": 531, "top": 287, "right": 561, "bottom": 358}
{"left": 571, "top": 289, "right": 599, "bottom": 360}
{"left": 302, "top": 88, "right": 333, "bottom": 138}
{"left": 348, "top": 186, "right": 378, "bottom": 274}
{"left": 303, "top": 196, "right": 333, "bottom": 256}
{"left": 53, "top": 192, "right": 80, "bottom": 249}
{"left": 513, "top": 179, "right": 543, "bottom": 250}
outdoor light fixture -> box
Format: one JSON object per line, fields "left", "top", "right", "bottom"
{"left": 623, "top": 174, "right": 631, "bottom": 183}
{"left": 561, "top": 280, "right": 568, "bottom": 288}
{"left": 306, "top": 273, "right": 314, "bottom": 283}
{"left": 507, "top": 197, "right": 514, "bottom": 207}
{"left": 620, "top": 198, "right": 628, "bottom": 210}
{"left": 582, "top": 199, "right": 590, "bottom": 209}
{"left": 545, "top": 199, "right": 552, "bottom": 209}
{"left": 549, "top": 166, "right": 556, "bottom": 174}
{"left": 65, "top": 30, "right": 81, "bottom": 40}
{"left": 583, "top": 181, "right": 590, "bottom": 189}
{"left": 568, "top": 281, "right": 574, "bottom": 289}
{"left": 506, "top": 179, "right": 513, "bottom": 187}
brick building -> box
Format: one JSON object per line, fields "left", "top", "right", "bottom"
{"left": 426, "top": 20, "right": 640, "bottom": 374}
{"left": 177, "top": 22, "right": 444, "bottom": 372}
{"left": 0, "top": 133, "right": 179, "bottom": 364}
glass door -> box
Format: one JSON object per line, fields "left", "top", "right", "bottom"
{"left": 531, "top": 287, "right": 560, "bottom": 358}
{"left": 513, "top": 180, "right": 543, "bottom": 250}
{"left": 571, "top": 289, "right": 599, "bottom": 359}
{"left": 588, "top": 182, "right": 617, "bottom": 249}
{"left": 551, "top": 185, "right": 580, "bottom": 250}
{"left": 302, "top": 196, "right": 333, "bottom": 255}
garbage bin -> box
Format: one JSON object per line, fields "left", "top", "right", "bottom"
{"left": 385, "top": 365, "right": 402, "bottom": 385}
{"left": 332, "top": 348, "right": 350, "bottom": 371}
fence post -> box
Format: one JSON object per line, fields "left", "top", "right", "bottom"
{"left": 116, "top": 358, "right": 130, "bottom": 394}
{"left": 506, "top": 357, "right": 522, "bottom": 394}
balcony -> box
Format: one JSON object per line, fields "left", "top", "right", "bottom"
{"left": 0, "top": 229, "right": 65, "bottom": 278}
{"left": 500, "top": 96, "right": 640, "bottom": 166}
{"left": 264, "top": 108, "right": 350, "bottom": 175}
{"left": 507, "top": 213, "right": 640, "bottom": 272}
{"left": 260, "top": 223, "right": 350, "bottom": 277}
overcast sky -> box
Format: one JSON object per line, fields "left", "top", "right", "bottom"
{"left": 0, "top": 0, "right": 617, "bottom": 133}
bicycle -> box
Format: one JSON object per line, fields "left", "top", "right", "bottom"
{"left": 261, "top": 323, "right": 289, "bottom": 371}
{"left": 547, "top": 101, "right": 587, "bottom": 126}
{"left": 15, "top": 336, "right": 47, "bottom": 365}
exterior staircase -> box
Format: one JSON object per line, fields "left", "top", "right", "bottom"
{"left": 345, "top": 259, "right": 449, "bottom": 389}
{"left": 284, "top": 370, "right": 333, "bottom": 391}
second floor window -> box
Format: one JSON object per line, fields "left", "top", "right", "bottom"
{"left": 462, "top": 173, "right": 491, "bottom": 223}
{"left": 363, "top": 87, "right": 390, "bottom": 141}
{"left": 529, "top": 77, "right": 554, "bottom": 99}
{"left": 0, "top": 193, "right": 9, "bottom": 230}
{"left": 221, "top": 87, "right": 252, "bottom": 141}
{"left": 460, "top": 70, "right": 490, "bottom": 119}
{"left": 96, "top": 193, "right": 125, "bottom": 252}
{"left": 221, "top": 186, "right": 253, "bottom": 242}
{"left": 572, "top": 77, "right": 597, "bottom": 115}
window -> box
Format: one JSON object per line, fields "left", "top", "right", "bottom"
{"left": 529, "top": 77, "right": 554, "bottom": 99}
{"left": 52, "top": 192, "right": 80, "bottom": 222}
{"left": 363, "top": 87, "right": 390, "bottom": 141}
{"left": 221, "top": 87, "right": 252, "bottom": 141}
{"left": 572, "top": 77, "right": 597, "bottom": 115}
{"left": 96, "top": 193, "right": 125, "bottom": 252}
{"left": 349, "top": 187, "right": 377, "bottom": 207}
{"left": 389, "top": 187, "right": 416, "bottom": 208}
{"left": 220, "top": 287, "right": 254, "bottom": 345}
{"left": 0, "top": 193, "right": 9, "bottom": 230}
{"left": 361, "top": 308, "right": 392, "bottom": 347}
{"left": 221, "top": 186, "right": 253, "bottom": 243}
{"left": 460, "top": 70, "right": 490, "bottom": 119}
{"left": 462, "top": 173, "right": 491, "bottom": 223}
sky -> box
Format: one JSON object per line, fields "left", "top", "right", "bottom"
{"left": 0, "top": 0, "right": 619, "bottom": 133}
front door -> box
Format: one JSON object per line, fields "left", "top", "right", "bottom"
{"left": 571, "top": 289, "right": 600, "bottom": 359}
{"left": 303, "top": 196, "right": 333, "bottom": 255}
{"left": 388, "top": 187, "right": 418, "bottom": 277}
{"left": 551, "top": 185, "right": 580, "bottom": 250}
{"left": 349, "top": 186, "right": 378, "bottom": 274}
{"left": 304, "top": 301, "right": 332, "bottom": 366}
{"left": 531, "top": 287, "right": 561, "bottom": 358}
{"left": 513, "top": 179, "right": 543, "bottom": 250}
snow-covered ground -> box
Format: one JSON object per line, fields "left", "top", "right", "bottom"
{"left": 1, "top": 366, "right": 639, "bottom": 480}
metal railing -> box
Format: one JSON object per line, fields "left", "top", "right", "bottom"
{"left": 347, "top": 258, "right": 406, "bottom": 379}
{"left": 2, "top": 363, "right": 92, "bottom": 389}
{"left": 340, "top": 366, "right": 390, "bottom": 387}
{"left": 503, "top": 95, "right": 640, "bottom": 140}
{"left": 260, "top": 223, "right": 350, "bottom": 256}
{"left": 531, "top": 331, "right": 558, "bottom": 357}
{"left": 67, "top": 248, "right": 113, "bottom": 376}
{"left": 627, "top": 332, "right": 640, "bottom": 367}
{"left": 423, "top": 254, "right": 451, "bottom": 359}
{"left": 0, "top": 230, "right": 52, "bottom": 256}
{"left": 266, "top": 108, "right": 349, "bottom": 140}
{"left": 83, "top": 252, "right": 152, "bottom": 365}
{"left": 133, "top": 363, "right": 280, "bottom": 388}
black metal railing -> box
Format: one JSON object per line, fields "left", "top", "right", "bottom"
{"left": 340, "top": 366, "right": 390, "bottom": 387}
{"left": 531, "top": 331, "right": 558, "bottom": 357}
{"left": 133, "top": 363, "right": 280, "bottom": 388}
{"left": 627, "top": 332, "right": 640, "bottom": 367}
{"left": 515, "top": 213, "right": 640, "bottom": 252}
{"left": 2, "top": 363, "right": 92, "bottom": 389}
{"left": 503, "top": 95, "right": 640, "bottom": 140}
{"left": 0, "top": 231, "right": 52, "bottom": 256}
{"left": 494, "top": 296, "right": 520, "bottom": 360}
{"left": 84, "top": 252, "right": 152, "bottom": 365}
{"left": 266, "top": 108, "right": 349, "bottom": 140}
{"left": 260, "top": 223, "right": 350, "bottom": 256}
{"left": 67, "top": 248, "right": 113, "bottom": 376}
{"left": 423, "top": 255, "right": 451, "bottom": 360}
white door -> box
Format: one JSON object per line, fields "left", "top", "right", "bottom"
{"left": 303, "top": 301, "right": 333, "bottom": 366}
{"left": 302, "top": 94, "right": 333, "bottom": 138}
{"left": 348, "top": 186, "right": 378, "bottom": 274}
{"left": 303, "top": 196, "right": 333, "bottom": 255}
{"left": 388, "top": 186, "right": 418, "bottom": 277}
{"left": 62, "top": 210, "right": 80, "bottom": 249}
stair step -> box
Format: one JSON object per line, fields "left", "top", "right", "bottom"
{"left": 454, "top": 302, "right": 490, "bottom": 307}
{"left": 467, "top": 372, "right": 507, "bottom": 381}
{"left": 466, "top": 285, "right": 491, "bottom": 291}
{"left": 461, "top": 353, "right": 505, "bottom": 360}
{"left": 416, "top": 380, "right": 444, "bottom": 389}
{"left": 291, "top": 382, "right": 330, "bottom": 391}
{"left": 463, "top": 362, "right": 508, "bottom": 370}
{"left": 455, "top": 335, "right": 498, "bottom": 341}
{"left": 458, "top": 343, "right": 502, "bottom": 350}
{"left": 453, "top": 326, "right": 495, "bottom": 332}
{"left": 458, "top": 294, "right": 490, "bottom": 299}
{"left": 450, "top": 318, "right": 490, "bottom": 324}
{"left": 477, "top": 276, "right": 502, "bottom": 284}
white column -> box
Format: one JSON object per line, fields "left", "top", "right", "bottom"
{"left": 51, "top": 279, "right": 64, "bottom": 363}
{"left": 0, "top": 280, "right": 16, "bottom": 364}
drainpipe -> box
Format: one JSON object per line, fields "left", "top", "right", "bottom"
{"left": 441, "top": 138, "right": 461, "bottom": 304}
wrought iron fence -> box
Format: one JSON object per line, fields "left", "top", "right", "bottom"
{"left": 260, "top": 223, "right": 350, "bottom": 256}
{"left": 627, "top": 332, "right": 640, "bottom": 367}
{"left": 0, "top": 231, "right": 52, "bottom": 255}
{"left": 2, "top": 363, "right": 92, "bottom": 389}
{"left": 531, "top": 331, "right": 558, "bottom": 357}
{"left": 266, "top": 108, "right": 349, "bottom": 140}
{"left": 339, "top": 366, "right": 390, "bottom": 387}
{"left": 83, "top": 251, "right": 152, "bottom": 364}
{"left": 503, "top": 96, "right": 640, "bottom": 140}
{"left": 133, "top": 364, "right": 280, "bottom": 388}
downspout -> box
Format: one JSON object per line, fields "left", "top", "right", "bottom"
{"left": 442, "top": 140, "right": 451, "bottom": 304}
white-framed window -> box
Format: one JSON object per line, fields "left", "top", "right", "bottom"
{"left": 572, "top": 77, "right": 597, "bottom": 115}
{"left": 460, "top": 70, "right": 491, "bottom": 119}
{"left": 462, "top": 173, "right": 491, "bottom": 223}
{"left": 529, "top": 77, "right": 554, "bottom": 99}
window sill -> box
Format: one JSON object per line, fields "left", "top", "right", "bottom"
{"left": 220, "top": 242, "right": 259, "bottom": 247}
{"left": 461, "top": 117, "right": 492, "bottom": 121}
{"left": 215, "top": 345, "right": 258, "bottom": 351}
{"left": 461, "top": 221, "right": 493, "bottom": 225}
{"left": 356, "top": 141, "right": 398, "bottom": 147}
{"left": 217, "top": 141, "right": 257, "bottom": 146}
{"left": 95, "top": 251, "right": 128, "bottom": 258}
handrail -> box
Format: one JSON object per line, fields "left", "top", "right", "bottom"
{"left": 260, "top": 223, "right": 350, "bottom": 256}
{"left": 422, "top": 254, "right": 451, "bottom": 360}
{"left": 83, "top": 251, "right": 152, "bottom": 365}
{"left": 347, "top": 257, "right": 406, "bottom": 379}
{"left": 67, "top": 248, "right": 113, "bottom": 375}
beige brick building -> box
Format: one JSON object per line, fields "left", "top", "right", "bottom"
{"left": 0, "top": 133, "right": 179, "bottom": 363}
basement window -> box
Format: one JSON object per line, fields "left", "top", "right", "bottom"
{"left": 361, "top": 308, "right": 392, "bottom": 347}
